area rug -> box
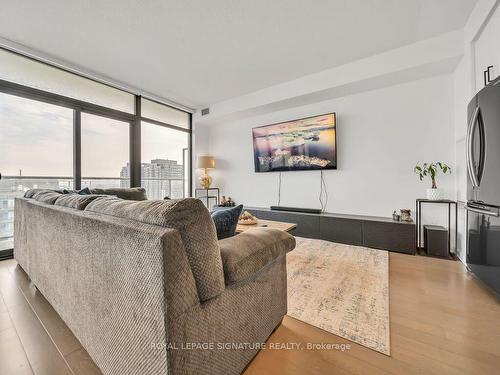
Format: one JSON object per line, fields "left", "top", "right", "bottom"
{"left": 287, "top": 237, "right": 390, "bottom": 355}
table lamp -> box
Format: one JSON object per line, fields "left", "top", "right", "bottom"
{"left": 197, "top": 155, "right": 215, "bottom": 188}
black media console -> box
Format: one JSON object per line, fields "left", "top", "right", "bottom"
{"left": 245, "top": 207, "right": 416, "bottom": 255}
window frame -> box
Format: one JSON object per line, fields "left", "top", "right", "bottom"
{"left": 0, "top": 74, "right": 192, "bottom": 256}
{"left": 0, "top": 78, "right": 192, "bottom": 193}
{"left": 140, "top": 119, "right": 191, "bottom": 199}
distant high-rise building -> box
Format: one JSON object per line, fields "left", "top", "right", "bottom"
{"left": 120, "top": 159, "right": 185, "bottom": 199}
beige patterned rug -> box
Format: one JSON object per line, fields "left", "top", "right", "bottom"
{"left": 287, "top": 237, "right": 390, "bottom": 355}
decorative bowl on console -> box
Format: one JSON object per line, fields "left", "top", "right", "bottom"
{"left": 238, "top": 211, "right": 258, "bottom": 225}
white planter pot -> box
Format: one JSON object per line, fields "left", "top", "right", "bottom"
{"left": 426, "top": 188, "right": 443, "bottom": 200}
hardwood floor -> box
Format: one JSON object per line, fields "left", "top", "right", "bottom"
{"left": 245, "top": 253, "right": 500, "bottom": 375}
{"left": 0, "top": 259, "right": 100, "bottom": 375}
{"left": 0, "top": 253, "right": 498, "bottom": 375}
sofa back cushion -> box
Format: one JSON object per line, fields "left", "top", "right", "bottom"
{"left": 25, "top": 188, "right": 62, "bottom": 198}
{"left": 25, "top": 187, "right": 146, "bottom": 201}
{"left": 85, "top": 197, "right": 224, "bottom": 301}
{"left": 33, "top": 190, "right": 62, "bottom": 204}
{"left": 55, "top": 194, "right": 107, "bottom": 210}
{"left": 90, "top": 187, "right": 147, "bottom": 201}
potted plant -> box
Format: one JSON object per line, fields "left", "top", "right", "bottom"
{"left": 414, "top": 162, "right": 451, "bottom": 200}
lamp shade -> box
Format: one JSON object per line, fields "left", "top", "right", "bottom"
{"left": 197, "top": 155, "right": 215, "bottom": 169}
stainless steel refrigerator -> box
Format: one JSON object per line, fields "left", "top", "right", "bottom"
{"left": 466, "top": 76, "right": 500, "bottom": 296}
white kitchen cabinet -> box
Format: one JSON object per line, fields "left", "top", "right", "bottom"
{"left": 474, "top": 5, "right": 500, "bottom": 92}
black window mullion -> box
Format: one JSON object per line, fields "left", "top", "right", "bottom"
{"left": 130, "top": 95, "right": 142, "bottom": 187}
{"left": 188, "top": 112, "right": 193, "bottom": 197}
{"left": 0, "top": 78, "right": 135, "bottom": 123}
{"left": 139, "top": 116, "right": 191, "bottom": 133}
{"left": 73, "top": 109, "right": 82, "bottom": 190}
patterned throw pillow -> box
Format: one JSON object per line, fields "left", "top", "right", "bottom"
{"left": 78, "top": 187, "right": 92, "bottom": 195}
{"left": 211, "top": 205, "right": 243, "bottom": 240}
{"left": 62, "top": 187, "right": 92, "bottom": 195}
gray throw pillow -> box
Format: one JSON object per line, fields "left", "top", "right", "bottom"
{"left": 211, "top": 205, "right": 243, "bottom": 240}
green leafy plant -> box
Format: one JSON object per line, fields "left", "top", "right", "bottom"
{"left": 414, "top": 162, "right": 451, "bottom": 189}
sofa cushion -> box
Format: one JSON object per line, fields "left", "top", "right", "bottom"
{"left": 211, "top": 205, "right": 243, "bottom": 240}
{"left": 90, "top": 187, "right": 147, "bottom": 201}
{"left": 85, "top": 197, "right": 224, "bottom": 301}
{"left": 219, "top": 227, "right": 295, "bottom": 285}
{"left": 32, "top": 190, "right": 62, "bottom": 204}
{"left": 55, "top": 194, "right": 107, "bottom": 210}
{"left": 24, "top": 188, "right": 63, "bottom": 198}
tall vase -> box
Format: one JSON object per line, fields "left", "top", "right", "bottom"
{"left": 199, "top": 168, "right": 213, "bottom": 188}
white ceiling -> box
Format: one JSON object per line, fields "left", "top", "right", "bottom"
{"left": 0, "top": 0, "right": 477, "bottom": 109}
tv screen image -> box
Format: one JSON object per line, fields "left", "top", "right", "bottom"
{"left": 252, "top": 113, "right": 337, "bottom": 172}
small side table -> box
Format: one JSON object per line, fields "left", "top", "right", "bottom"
{"left": 195, "top": 188, "right": 220, "bottom": 210}
{"left": 415, "top": 199, "right": 457, "bottom": 258}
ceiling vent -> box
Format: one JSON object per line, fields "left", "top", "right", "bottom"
{"left": 201, "top": 107, "right": 210, "bottom": 116}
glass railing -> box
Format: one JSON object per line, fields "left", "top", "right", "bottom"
{"left": 0, "top": 176, "right": 188, "bottom": 251}
{"left": 0, "top": 176, "right": 74, "bottom": 250}
{"left": 140, "top": 177, "right": 186, "bottom": 200}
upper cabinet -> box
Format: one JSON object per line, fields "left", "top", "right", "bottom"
{"left": 474, "top": 5, "right": 500, "bottom": 92}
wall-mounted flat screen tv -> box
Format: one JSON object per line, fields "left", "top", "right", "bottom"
{"left": 252, "top": 113, "right": 337, "bottom": 172}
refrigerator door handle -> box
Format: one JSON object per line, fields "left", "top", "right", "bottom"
{"left": 466, "top": 106, "right": 486, "bottom": 188}
{"left": 476, "top": 107, "right": 486, "bottom": 186}
{"left": 466, "top": 107, "right": 480, "bottom": 187}
{"left": 465, "top": 201, "right": 500, "bottom": 217}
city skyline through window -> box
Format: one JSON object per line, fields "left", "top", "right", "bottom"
{"left": 0, "top": 97, "right": 191, "bottom": 251}
{"left": 0, "top": 93, "right": 74, "bottom": 251}
{"left": 0, "top": 92, "right": 73, "bottom": 177}
{"left": 81, "top": 113, "right": 130, "bottom": 188}
{"left": 0, "top": 50, "right": 191, "bottom": 254}
{"left": 0, "top": 93, "right": 190, "bottom": 182}
{"left": 135, "top": 121, "right": 188, "bottom": 199}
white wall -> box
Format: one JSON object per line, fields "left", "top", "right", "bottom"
{"left": 196, "top": 31, "right": 463, "bottom": 126}
{"left": 453, "top": 57, "right": 470, "bottom": 261}
{"left": 197, "top": 75, "right": 455, "bottom": 220}
{"left": 472, "top": 0, "right": 500, "bottom": 91}
{"left": 192, "top": 0, "right": 500, "bottom": 260}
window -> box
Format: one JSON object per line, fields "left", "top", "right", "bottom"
{"left": 141, "top": 98, "right": 190, "bottom": 129}
{"left": 0, "top": 47, "right": 192, "bottom": 254}
{"left": 81, "top": 113, "right": 130, "bottom": 189}
{"left": 0, "top": 48, "right": 135, "bottom": 113}
{"left": 141, "top": 122, "right": 189, "bottom": 199}
{"left": 0, "top": 92, "right": 73, "bottom": 251}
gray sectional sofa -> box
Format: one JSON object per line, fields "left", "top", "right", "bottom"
{"left": 14, "top": 189, "right": 295, "bottom": 375}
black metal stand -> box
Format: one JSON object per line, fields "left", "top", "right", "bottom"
{"left": 195, "top": 188, "right": 220, "bottom": 209}
{"left": 415, "top": 199, "right": 458, "bottom": 259}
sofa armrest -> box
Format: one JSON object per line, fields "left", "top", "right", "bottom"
{"left": 219, "top": 228, "right": 296, "bottom": 285}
